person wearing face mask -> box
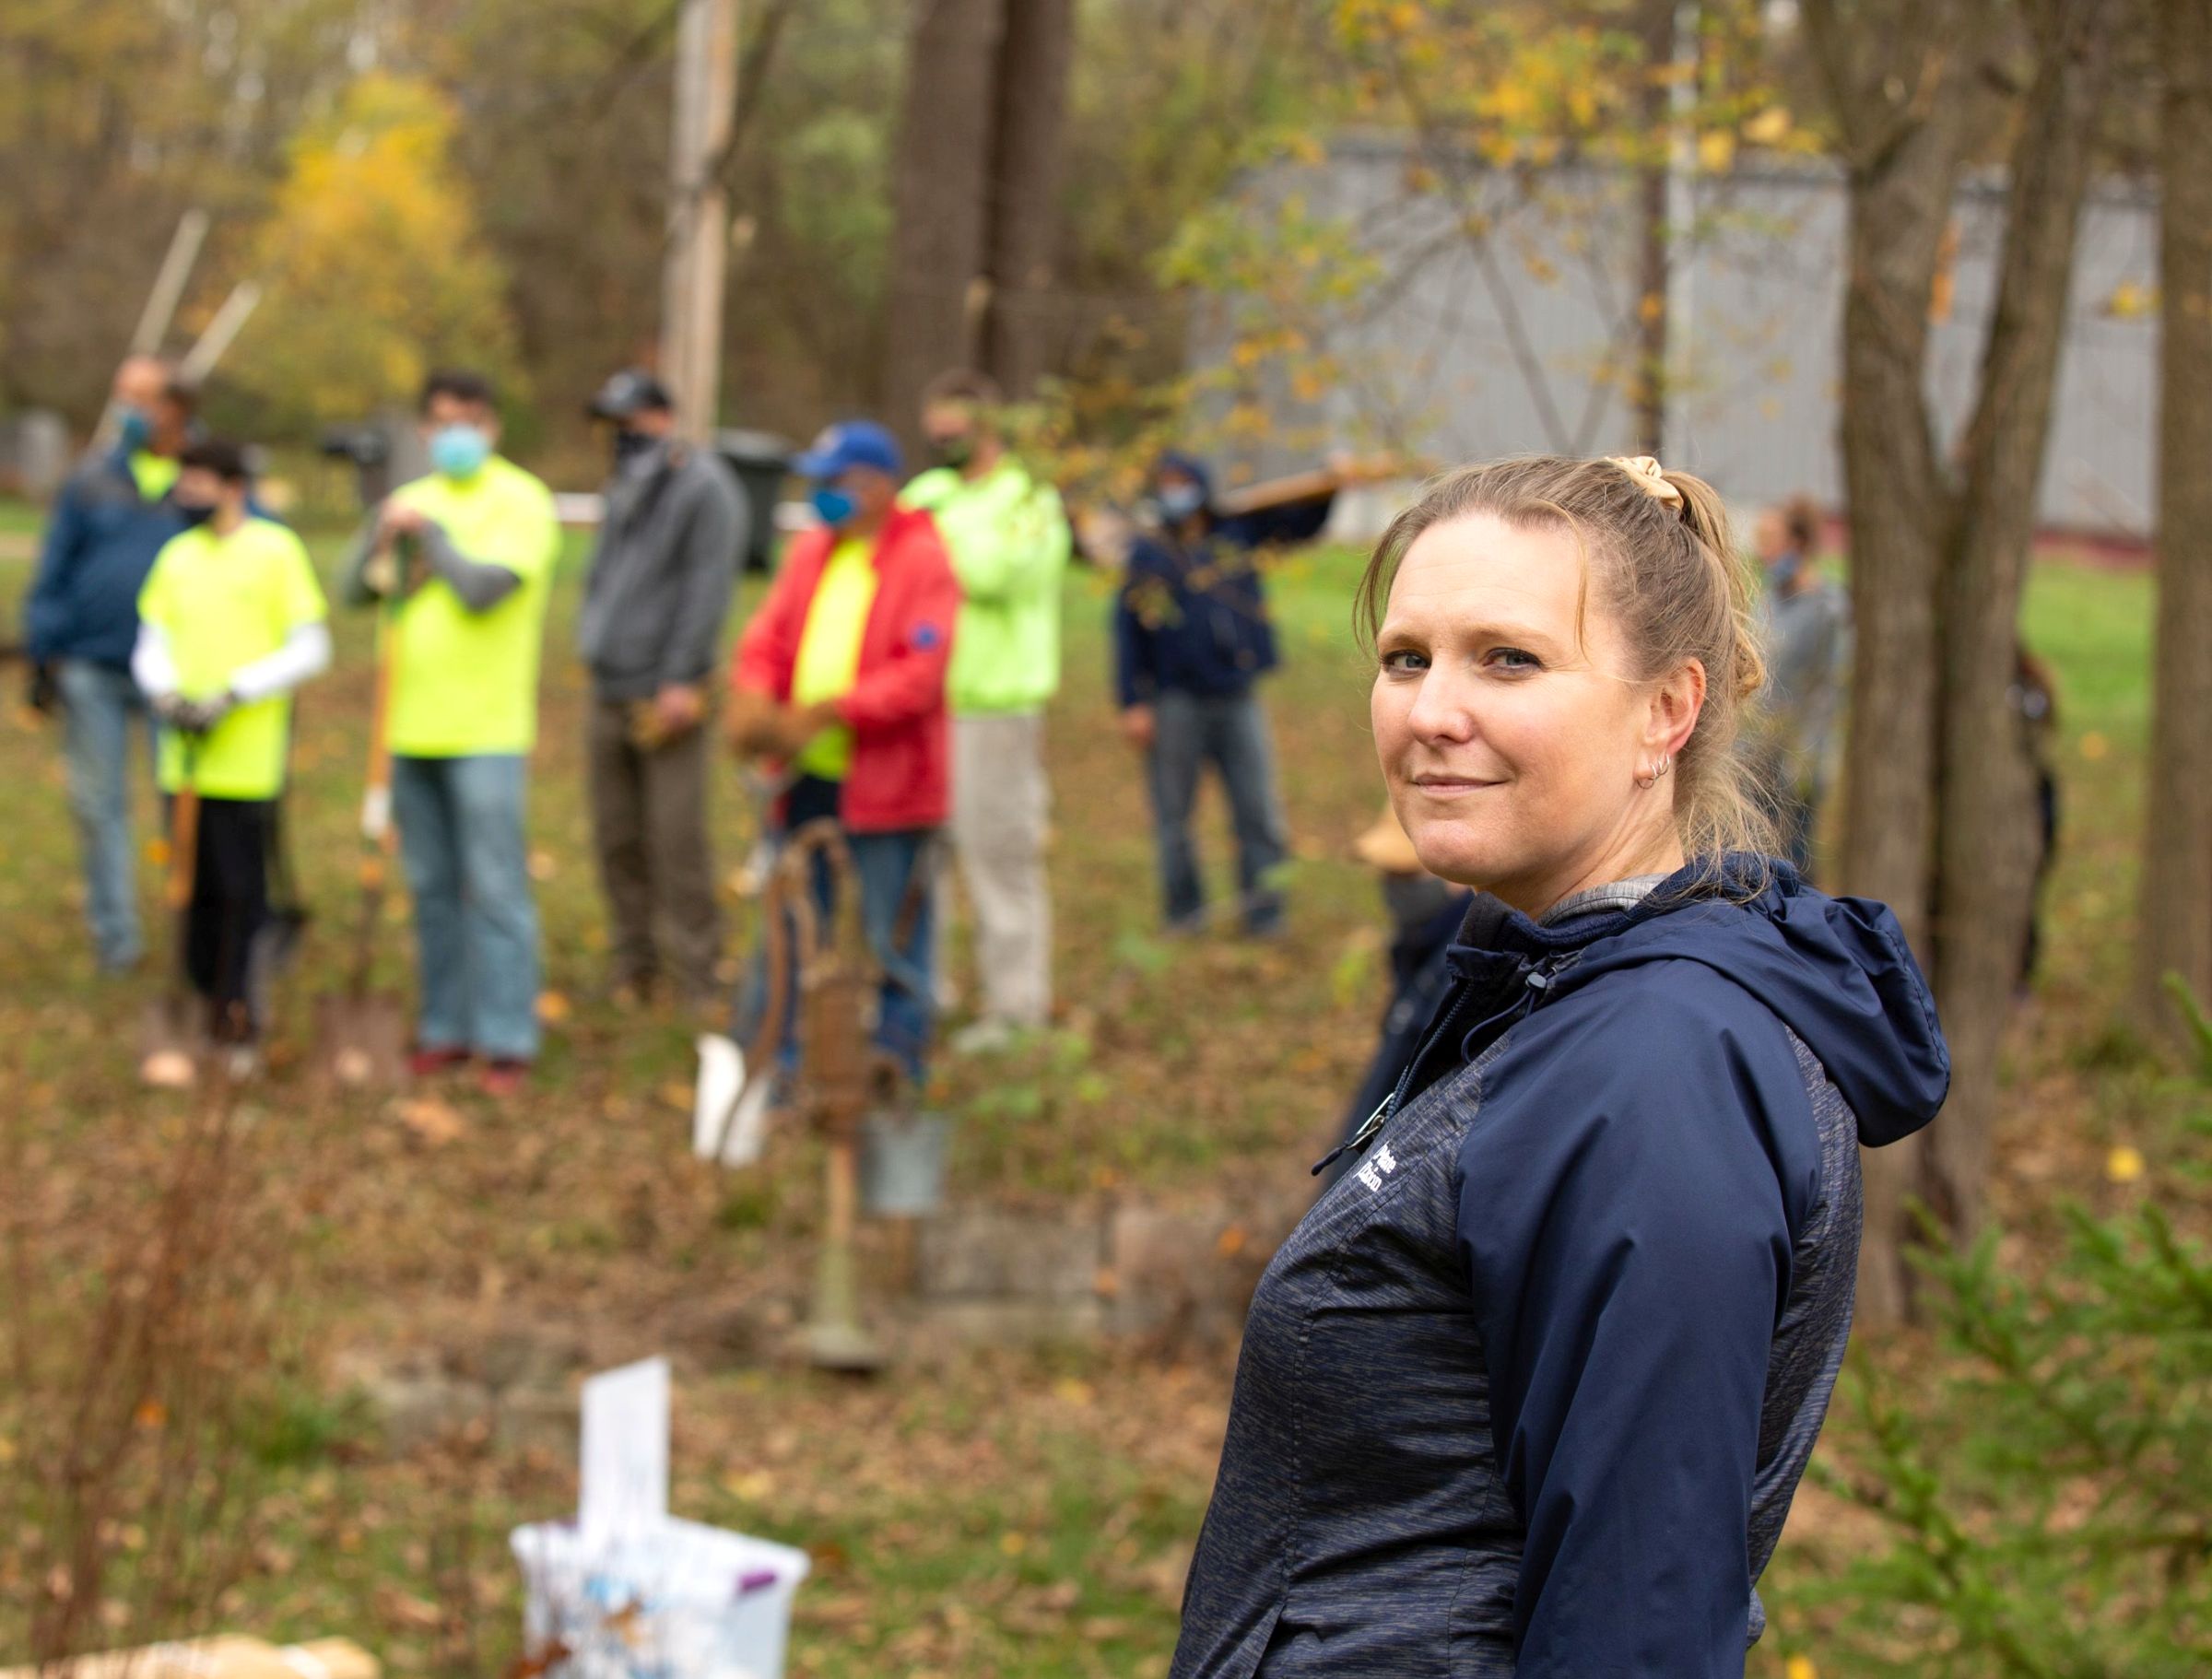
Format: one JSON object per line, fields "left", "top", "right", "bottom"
{"left": 573, "top": 370, "right": 747, "bottom": 1012}
{"left": 341, "top": 369, "right": 560, "bottom": 1099}
{"left": 897, "top": 369, "right": 1072, "bottom": 1052}
{"left": 1748, "top": 494, "right": 1850, "bottom": 876}
{"left": 132, "top": 439, "right": 330, "bottom": 1071}
{"left": 1112, "top": 452, "right": 1335, "bottom": 937}
{"left": 725, "top": 419, "right": 960, "bottom": 1085}
{"left": 23, "top": 357, "right": 201, "bottom": 973}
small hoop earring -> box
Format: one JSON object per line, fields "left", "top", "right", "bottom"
{"left": 1635, "top": 751, "right": 1673, "bottom": 792}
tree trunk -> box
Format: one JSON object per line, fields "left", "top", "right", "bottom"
{"left": 980, "top": 0, "right": 1075, "bottom": 399}
{"left": 1805, "top": 0, "right": 1978, "bottom": 1325}
{"left": 2136, "top": 0, "right": 2212, "bottom": 1046}
{"left": 882, "top": 0, "right": 1005, "bottom": 437}
{"left": 1928, "top": 0, "right": 2118, "bottom": 1238}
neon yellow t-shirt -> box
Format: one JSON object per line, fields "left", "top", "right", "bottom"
{"left": 788, "top": 538, "right": 878, "bottom": 781}
{"left": 382, "top": 457, "right": 560, "bottom": 757}
{"left": 138, "top": 517, "right": 327, "bottom": 800}
{"left": 129, "top": 451, "right": 181, "bottom": 501}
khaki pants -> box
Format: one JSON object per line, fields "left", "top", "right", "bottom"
{"left": 587, "top": 698, "right": 721, "bottom": 1001}
{"left": 949, "top": 711, "right": 1052, "bottom": 1027}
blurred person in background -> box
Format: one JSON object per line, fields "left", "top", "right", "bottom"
{"left": 133, "top": 439, "right": 329, "bottom": 1071}
{"left": 1113, "top": 452, "right": 1334, "bottom": 938}
{"left": 344, "top": 370, "right": 560, "bottom": 1099}
{"left": 900, "top": 369, "right": 1072, "bottom": 1052}
{"left": 1315, "top": 804, "right": 1473, "bottom": 1192}
{"left": 1750, "top": 493, "right": 1851, "bottom": 876}
{"left": 2012, "top": 644, "right": 2060, "bottom": 987}
{"left": 726, "top": 420, "right": 960, "bottom": 1087}
{"left": 576, "top": 369, "right": 747, "bottom": 1014}
{"left": 23, "top": 356, "right": 198, "bottom": 973}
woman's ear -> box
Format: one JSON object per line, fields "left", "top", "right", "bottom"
{"left": 1646, "top": 657, "right": 1708, "bottom": 758}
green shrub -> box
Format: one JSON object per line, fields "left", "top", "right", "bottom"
{"left": 1806, "top": 988, "right": 2212, "bottom": 1674}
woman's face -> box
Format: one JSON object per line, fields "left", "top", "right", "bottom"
{"left": 1371, "top": 512, "right": 1700, "bottom": 914}
{"left": 1752, "top": 509, "right": 1791, "bottom": 564}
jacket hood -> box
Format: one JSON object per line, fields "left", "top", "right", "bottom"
{"left": 1448, "top": 856, "right": 1947, "bottom": 1146}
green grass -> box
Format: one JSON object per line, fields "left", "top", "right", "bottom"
{"left": 0, "top": 500, "right": 2183, "bottom": 1676}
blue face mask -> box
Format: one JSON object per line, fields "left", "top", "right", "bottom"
{"left": 1157, "top": 482, "right": 1206, "bottom": 523}
{"left": 811, "top": 485, "right": 856, "bottom": 527}
{"left": 1768, "top": 551, "right": 1803, "bottom": 591}
{"left": 429, "top": 424, "right": 493, "bottom": 480}
{"left": 116, "top": 407, "right": 152, "bottom": 452}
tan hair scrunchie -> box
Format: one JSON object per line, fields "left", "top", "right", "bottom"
{"left": 1606, "top": 453, "right": 1685, "bottom": 511}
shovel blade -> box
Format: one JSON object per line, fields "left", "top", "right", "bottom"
{"left": 313, "top": 991, "right": 409, "bottom": 1090}
{"left": 138, "top": 993, "right": 202, "bottom": 1088}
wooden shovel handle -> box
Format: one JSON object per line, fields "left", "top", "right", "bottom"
{"left": 165, "top": 785, "right": 200, "bottom": 913}
{"left": 365, "top": 607, "right": 397, "bottom": 856}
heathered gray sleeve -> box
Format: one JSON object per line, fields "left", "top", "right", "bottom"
{"left": 417, "top": 518, "right": 522, "bottom": 613}
{"left": 655, "top": 459, "right": 745, "bottom": 688}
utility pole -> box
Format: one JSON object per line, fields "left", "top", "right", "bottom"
{"left": 1632, "top": 0, "right": 1699, "bottom": 458}
{"left": 662, "top": 0, "right": 740, "bottom": 443}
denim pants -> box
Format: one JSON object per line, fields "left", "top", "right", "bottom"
{"left": 57, "top": 659, "right": 155, "bottom": 969}
{"left": 391, "top": 753, "right": 541, "bottom": 1060}
{"left": 732, "top": 776, "right": 938, "bottom": 1086}
{"left": 1146, "top": 688, "right": 1290, "bottom": 933}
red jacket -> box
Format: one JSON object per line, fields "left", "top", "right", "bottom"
{"left": 732, "top": 506, "right": 960, "bottom": 832}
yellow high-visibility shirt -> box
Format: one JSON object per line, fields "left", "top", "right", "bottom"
{"left": 137, "top": 517, "right": 326, "bottom": 799}
{"left": 787, "top": 537, "right": 878, "bottom": 781}
{"left": 382, "top": 456, "right": 560, "bottom": 757}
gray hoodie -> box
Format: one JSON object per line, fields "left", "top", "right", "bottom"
{"left": 576, "top": 441, "right": 747, "bottom": 700}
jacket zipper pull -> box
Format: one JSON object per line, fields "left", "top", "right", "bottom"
{"left": 1312, "top": 1095, "right": 1393, "bottom": 1177}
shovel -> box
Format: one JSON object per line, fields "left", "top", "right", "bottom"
{"left": 138, "top": 745, "right": 203, "bottom": 1088}
{"left": 314, "top": 610, "right": 407, "bottom": 1089}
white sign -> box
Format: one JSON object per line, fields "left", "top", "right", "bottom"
{"left": 577, "top": 1356, "right": 670, "bottom": 1544}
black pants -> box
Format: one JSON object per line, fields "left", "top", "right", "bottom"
{"left": 172, "top": 795, "right": 272, "bottom": 1042}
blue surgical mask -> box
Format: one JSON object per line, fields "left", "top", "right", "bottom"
{"left": 811, "top": 485, "right": 856, "bottom": 527}
{"left": 429, "top": 424, "right": 493, "bottom": 480}
{"left": 1768, "top": 551, "right": 1803, "bottom": 591}
{"left": 116, "top": 407, "right": 152, "bottom": 452}
{"left": 1157, "top": 483, "right": 1206, "bottom": 523}
{"left": 174, "top": 499, "right": 217, "bottom": 529}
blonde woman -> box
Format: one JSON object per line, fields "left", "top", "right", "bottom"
{"left": 1171, "top": 457, "right": 1947, "bottom": 1677}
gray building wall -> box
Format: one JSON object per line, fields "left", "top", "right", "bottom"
{"left": 1196, "top": 144, "right": 2158, "bottom": 538}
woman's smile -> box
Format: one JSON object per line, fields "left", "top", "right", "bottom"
{"left": 1407, "top": 771, "right": 1502, "bottom": 798}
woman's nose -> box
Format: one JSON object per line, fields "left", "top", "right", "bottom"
{"left": 1405, "top": 670, "right": 1477, "bottom": 744}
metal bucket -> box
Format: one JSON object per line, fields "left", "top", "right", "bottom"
{"left": 858, "top": 1111, "right": 950, "bottom": 1217}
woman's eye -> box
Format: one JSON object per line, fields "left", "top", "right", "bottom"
{"left": 1488, "top": 647, "right": 1542, "bottom": 672}
{"left": 1380, "top": 648, "right": 1429, "bottom": 675}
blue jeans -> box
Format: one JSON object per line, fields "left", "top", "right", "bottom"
{"left": 1146, "top": 688, "right": 1289, "bottom": 933}
{"left": 391, "top": 754, "right": 541, "bottom": 1060}
{"left": 57, "top": 660, "right": 155, "bottom": 969}
{"left": 732, "top": 777, "right": 938, "bottom": 1086}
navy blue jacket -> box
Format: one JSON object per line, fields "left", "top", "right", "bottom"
{"left": 1173, "top": 860, "right": 1947, "bottom": 1677}
{"left": 1112, "top": 497, "right": 1330, "bottom": 710}
{"left": 25, "top": 447, "right": 188, "bottom": 668}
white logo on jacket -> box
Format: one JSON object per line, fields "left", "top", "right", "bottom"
{"left": 1356, "top": 1142, "right": 1399, "bottom": 1193}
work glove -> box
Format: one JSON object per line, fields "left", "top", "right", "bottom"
{"left": 159, "top": 690, "right": 238, "bottom": 735}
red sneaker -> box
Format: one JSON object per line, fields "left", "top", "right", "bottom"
{"left": 477, "top": 1058, "right": 531, "bottom": 1099}
{"left": 408, "top": 1045, "right": 472, "bottom": 1079}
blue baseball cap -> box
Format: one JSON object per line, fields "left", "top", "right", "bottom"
{"left": 793, "top": 419, "right": 902, "bottom": 480}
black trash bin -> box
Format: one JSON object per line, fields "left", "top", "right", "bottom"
{"left": 714, "top": 429, "right": 791, "bottom": 572}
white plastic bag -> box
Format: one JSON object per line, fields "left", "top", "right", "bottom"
{"left": 691, "top": 1035, "right": 772, "bottom": 1167}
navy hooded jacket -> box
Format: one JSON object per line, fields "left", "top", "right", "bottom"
{"left": 1112, "top": 452, "right": 1334, "bottom": 710}
{"left": 25, "top": 445, "right": 190, "bottom": 669}
{"left": 1172, "top": 859, "right": 1947, "bottom": 1677}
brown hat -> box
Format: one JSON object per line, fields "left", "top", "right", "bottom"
{"left": 1351, "top": 803, "right": 1423, "bottom": 875}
